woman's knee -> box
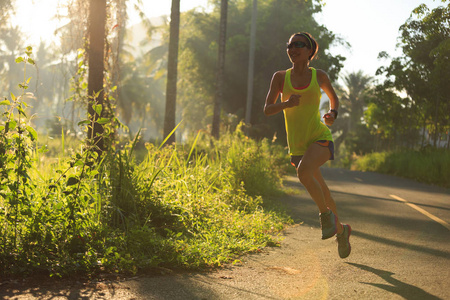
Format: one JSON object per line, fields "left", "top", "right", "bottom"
{"left": 297, "top": 167, "right": 314, "bottom": 185}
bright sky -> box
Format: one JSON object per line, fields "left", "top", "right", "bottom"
{"left": 12, "top": 0, "right": 443, "bottom": 80}
{"left": 318, "top": 0, "right": 443, "bottom": 80}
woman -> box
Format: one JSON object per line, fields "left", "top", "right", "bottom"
{"left": 263, "top": 32, "right": 351, "bottom": 258}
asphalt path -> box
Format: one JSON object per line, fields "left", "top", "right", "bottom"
{"left": 2, "top": 168, "right": 449, "bottom": 299}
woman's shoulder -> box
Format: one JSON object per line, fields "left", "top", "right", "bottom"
{"left": 270, "top": 70, "right": 288, "bottom": 92}
{"left": 272, "top": 70, "right": 288, "bottom": 82}
{"left": 314, "top": 68, "right": 328, "bottom": 77}
{"left": 314, "top": 69, "right": 331, "bottom": 84}
{"left": 274, "top": 69, "right": 288, "bottom": 76}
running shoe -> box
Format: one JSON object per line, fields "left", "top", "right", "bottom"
{"left": 319, "top": 210, "right": 338, "bottom": 240}
{"left": 337, "top": 224, "right": 352, "bottom": 258}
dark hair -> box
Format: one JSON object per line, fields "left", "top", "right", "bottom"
{"left": 290, "top": 32, "right": 319, "bottom": 61}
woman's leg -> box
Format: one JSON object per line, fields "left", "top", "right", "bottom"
{"left": 314, "top": 168, "right": 343, "bottom": 234}
{"left": 296, "top": 143, "right": 330, "bottom": 213}
{"left": 297, "top": 143, "right": 351, "bottom": 256}
{"left": 296, "top": 143, "right": 343, "bottom": 234}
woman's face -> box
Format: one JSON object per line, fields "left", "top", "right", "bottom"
{"left": 287, "top": 35, "right": 312, "bottom": 63}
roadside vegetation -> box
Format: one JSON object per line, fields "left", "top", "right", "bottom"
{"left": 0, "top": 49, "right": 291, "bottom": 278}
{"left": 326, "top": 4, "right": 449, "bottom": 188}
{"left": 351, "top": 149, "right": 450, "bottom": 189}
{"left": 0, "top": 109, "right": 292, "bottom": 278}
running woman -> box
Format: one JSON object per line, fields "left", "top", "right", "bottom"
{"left": 263, "top": 32, "right": 351, "bottom": 258}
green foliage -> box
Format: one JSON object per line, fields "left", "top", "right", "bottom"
{"left": 0, "top": 54, "right": 291, "bottom": 277}
{"left": 329, "top": 71, "right": 373, "bottom": 155}
{"left": 364, "top": 88, "right": 422, "bottom": 150}
{"left": 177, "top": 0, "right": 346, "bottom": 138}
{"left": 210, "top": 122, "right": 289, "bottom": 197}
{"left": 353, "top": 148, "right": 450, "bottom": 188}
{"left": 375, "top": 2, "right": 450, "bottom": 147}
{"left": 343, "top": 123, "right": 378, "bottom": 155}
{"left": 334, "top": 3, "right": 450, "bottom": 157}
{"left": 0, "top": 46, "right": 37, "bottom": 250}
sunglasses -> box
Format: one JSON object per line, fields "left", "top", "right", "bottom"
{"left": 286, "top": 41, "right": 309, "bottom": 49}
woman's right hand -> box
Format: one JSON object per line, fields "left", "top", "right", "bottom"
{"left": 284, "top": 94, "right": 301, "bottom": 108}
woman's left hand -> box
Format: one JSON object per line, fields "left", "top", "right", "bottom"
{"left": 323, "top": 113, "right": 335, "bottom": 126}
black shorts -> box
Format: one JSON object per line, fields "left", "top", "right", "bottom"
{"left": 290, "top": 140, "right": 335, "bottom": 168}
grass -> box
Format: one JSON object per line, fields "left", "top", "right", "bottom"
{"left": 1, "top": 47, "right": 293, "bottom": 279}
{"left": 0, "top": 126, "right": 293, "bottom": 278}
{"left": 352, "top": 148, "right": 450, "bottom": 188}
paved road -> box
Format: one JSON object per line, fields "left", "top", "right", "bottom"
{"left": 2, "top": 168, "right": 449, "bottom": 299}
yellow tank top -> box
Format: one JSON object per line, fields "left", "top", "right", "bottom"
{"left": 281, "top": 67, "right": 333, "bottom": 156}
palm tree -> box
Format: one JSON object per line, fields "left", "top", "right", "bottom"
{"left": 163, "top": 0, "right": 180, "bottom": 144}
{"left": 245, "top": 0, "right": 257, "bottom": 129}
{"left": 332, "top": 71, "right": 373, "bottom": 151}
{"left": 211, "top": 0, "right": 228, "bottom": 139}
{"left": 87, "top": 0, "right": 107, "bottom": 152}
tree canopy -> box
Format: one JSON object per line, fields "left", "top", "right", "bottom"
{"left": 372, "top": 2, "right": 450, "bottom": 148}
{"left": 3, "top": 0, "right": 447, "bottom": 153}
{"left": 177, "top": 0, "right": 346, "bottom": 139}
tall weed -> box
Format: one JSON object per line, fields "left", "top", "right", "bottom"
{"left": 207, "top": 123, "right": 289, "bottom": 198}
{"left": 1, "top": 76, "right": 290, "bottom": 278}
{"left": 0, "top": 49, "right": 291, "bottom": 279}
{"left": 0, "top": 47, "right": 39, "bottom": 265}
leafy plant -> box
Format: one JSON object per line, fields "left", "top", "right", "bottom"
{"left": 0, "top": 46, "right": 37, "bottom": 250}
{"left": 353, "top": 148, "right": 450, "bottom": 188}
{"left": 0, "top": 49, "right": 292, "bottom": 278}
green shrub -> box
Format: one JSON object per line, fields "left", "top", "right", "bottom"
{"left": 207, "top": 122, "right": 289, "bottom": 198}
{"left": 353, "top": 149, "right": 450, "bottom": 188}
{"left": 0, "top": 49, "right": 291, "bottom": 278}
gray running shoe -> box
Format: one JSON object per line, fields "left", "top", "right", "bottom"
{"left": 337, "top": 224, "right": 352, "bottom": 258}
{"left": 319, "top": 210, "right": 338, "bottom": 240}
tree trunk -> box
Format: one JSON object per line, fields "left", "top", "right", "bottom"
{"left": 433, "top": 96, "right": 440, "bottom": 147}
{"left": 112, "top": 0, "right": 127, "bottom": 116}
{"left": 245, "top": 0, "right": 257, "bottom": 130}
{"left": 211, "top": 0, "right": 228, "bottom": 139}
{"left": 163, "top": 0, "right": 180, "bottom": 145}
{"left": 87, "top": 0, "right": 106, "bottom": 153}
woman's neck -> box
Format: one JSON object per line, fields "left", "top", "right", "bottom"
{"left": 292, "top": 62, "right": 310, "bottom": 75}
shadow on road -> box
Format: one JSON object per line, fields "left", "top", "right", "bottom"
{"left": 320, "top": 168, "right": 450, "bottom": 195}
{"left": 0, "top": 279, "right": 121, "bottom": 300}
{"left": 188, "top": 274, "right": 280, "bottom": 300}
{"left": 131, "top": 273, "right": 221, "bottom": 300}
{"left": 281, "top": 171, "right": 450, "bottom": 259}
{"left": 332, "top": 190, "right": 450, "bottom": 212}
{"left": 347, "top": 263, "right": 443, "bottom": 300}
{"left": 0, "top": 273, "right": 220, "bottom": 300}
{"left": 352, "top": 230, "right": 450, "bottom": 259}
{"left": 282, "top": 172, "right": 449, "bottom": 229}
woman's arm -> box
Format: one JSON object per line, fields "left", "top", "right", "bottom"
{"left": 317, "top": 69, "right": 339, "bottom": 126}
{"left": 264, "top": 71, "right": 299, "bottom": 116}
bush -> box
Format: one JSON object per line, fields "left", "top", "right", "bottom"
{"left": 0, "top": 48, "right": 292, "bottom": 278}
{"left": 0, "top": 127, "right": 292, "bottom": 277}
{"left": 353, "top": 148, "right": 450, "bottom": 188}
{"left": 207, "top": 122, "right": 289, "bottom": 198}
